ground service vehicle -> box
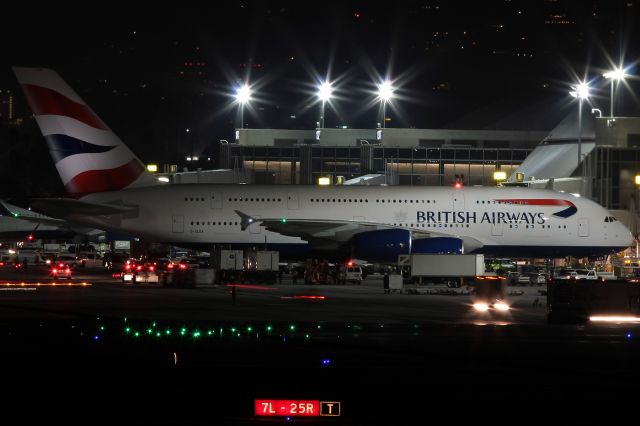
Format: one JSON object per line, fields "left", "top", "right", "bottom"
{"left": 403, "top": 254, "right": 486, "bottom": 287}
{"left": 339, "top": 264, "right": 363, "bottom": 285}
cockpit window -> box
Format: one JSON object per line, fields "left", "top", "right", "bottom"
{"left": 604, "top": 216, "right": 617, "bottom": 222}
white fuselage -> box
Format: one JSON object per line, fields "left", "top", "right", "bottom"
{"left": 76, "top": 184, "right": 632, "bottom": 257}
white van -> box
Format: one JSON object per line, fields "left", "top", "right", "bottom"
{"left": 339, "top": 265, "right": 363, "bottom": 285}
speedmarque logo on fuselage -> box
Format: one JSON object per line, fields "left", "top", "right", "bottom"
{"left": 415, "top": 198, "right": 577, "bottom": 225}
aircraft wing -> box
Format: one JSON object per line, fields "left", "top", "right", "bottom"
{"left": 0, "top": 200, "right": 67, "bottom": 226}
{"left": 30, "top": 198, "right": 138, "bottom": 218}
{"left": 234, "top": 210, "right": 485, "bottom": 251}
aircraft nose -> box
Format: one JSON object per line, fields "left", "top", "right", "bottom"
{"left": 618, "top": 223, "right": 634, "bottom": 248}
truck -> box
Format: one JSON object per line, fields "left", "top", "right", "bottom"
{"left": 243, "top": 250, "right": 279, "bottom": 284}
{"left": 400, "top": 254, "right": 486, "bottom": 287}
{"left": 555, "top": 268, "right": 617, "bottom": 280}
{"left": 212, "top": 249, "right": 244, "bottom": 283}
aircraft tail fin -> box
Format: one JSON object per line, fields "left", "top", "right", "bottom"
{"left": 13, "top": 67, "right": 160, "bottom": 197}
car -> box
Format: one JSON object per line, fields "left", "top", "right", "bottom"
{"left": 517, "top": 274, "right": 533, "bottom": 285}
{"left": 122, "top": 261, "right": 159, "bottom": 284}
{"left": 339, "top": 265, "right": 363, "bottom": 285}
{"left": 49, "top": 262, "right": 72, "bottom": 280}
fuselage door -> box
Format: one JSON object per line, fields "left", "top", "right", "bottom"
{"left": 491, "top": 222, "right": 503, "bottom": 236}
{"left": 287, "top": 191, "right": 299, "bottom": 210}
{"left": 172, "top": 215, "right": 184, "bottom": 233}
{"left": 578, "top": 218, "right": 589, "bottom": 237}
{"left": 210, "top": 191, "right": 222, "bottom": 209}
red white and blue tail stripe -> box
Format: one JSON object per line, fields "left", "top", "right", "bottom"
{"left": 14, "top": 67, "right": 158, "bottom": 196}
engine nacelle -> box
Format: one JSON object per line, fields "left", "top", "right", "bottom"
{"left": 352, "top": 230, "right": 463, "bottom": 262}
{"left": 352, "top": 229, "right": 411, "bottom": 263}
{"left": 412, "top": 237, "right": 463, "bottom": 254}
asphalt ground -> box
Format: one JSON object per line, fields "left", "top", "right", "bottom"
{"left": 0, "top": 265, "right": 638, "bottom": 424}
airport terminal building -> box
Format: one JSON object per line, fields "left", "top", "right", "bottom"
{"left": 213, "top": 127, "right": 546, "bottom": 186}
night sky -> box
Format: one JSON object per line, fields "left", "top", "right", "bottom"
{"left": 1, "top": 1, "right": 639, "bottom": 197}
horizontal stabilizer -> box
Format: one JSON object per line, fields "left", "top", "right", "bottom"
{"left": 30, "top": 198, "right": 137, "bottom": 218}
{"left": 234, "top": 210, "right": 257, "bottom": 231}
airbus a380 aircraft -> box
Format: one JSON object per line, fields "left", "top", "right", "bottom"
{"left": 13, "top": 67, "right": 633, "bottom": 262}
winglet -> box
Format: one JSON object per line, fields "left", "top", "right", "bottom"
{"left": 235, "top": 210, "right": 256, "bottom": 231}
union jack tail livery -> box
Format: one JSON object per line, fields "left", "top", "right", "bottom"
{"left": 13, "top": 67, "right": 158, "bottom": 197}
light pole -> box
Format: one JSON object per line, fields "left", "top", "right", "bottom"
{"left": 377, "top": 80, "right": 394, "bottom": 128}
{"left": 603, "top": 67, "right": 627, "bottom": 118}
{"left": 317, "top": 81, "right": 333, "bottom": 128}
{"left": 569, "top": 82, "right": 590, "bottom": 174}
{"left": 235, "top": 83, "right": 251, "bottom": 129}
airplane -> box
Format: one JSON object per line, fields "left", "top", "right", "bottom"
{"left": 0, "top": 200, "right": 105, "bottom": 242}
{"left": 12, "top": 67, "right": 634, "bottom": 262}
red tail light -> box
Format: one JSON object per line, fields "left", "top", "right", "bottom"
{"left": 137, "top": 265, "right": 143, "bottom": 271}
{"left": 167, "top": 264, "right": 174, "bottom": 269}
{"left": 179, "top": 263, "right": 187, "bottom": 270}
{"left": 148, "top": 266, "right": 155, "bottom": 271}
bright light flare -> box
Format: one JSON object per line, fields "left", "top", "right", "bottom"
{"left": 473, "top": 303, "right": 490, "bottom": 312}
{"left": 317, "top": 81, "right": 333, "bottom": 102}
{"left": 377, "top": 80, "right": 394, "bottom": 102}
{"left": 225, "top": 283, "right": 275, "bottom": 291}
{"left": 603, "top": 67, "right": 627, "bottom": 81}
{"left": 570, "top": 82, "right": 590, "bottom": 99}
{"left": 235, "top": 84, "right": 252, "bottom": 104}
{"left": 280, "top": 295, "right": 327, "bottom": 300}
{"left": 589, "top": 316, "right": 640, "bottom": 323}
{"left": 493, "top": 171, "right": 507, "bottom": 181}
{"left": 494, "top": 302, "right": 510, "bottom": 311}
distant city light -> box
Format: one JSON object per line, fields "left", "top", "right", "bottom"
{"left": 146, "top": 164, "right": 158, "bottom": 173}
